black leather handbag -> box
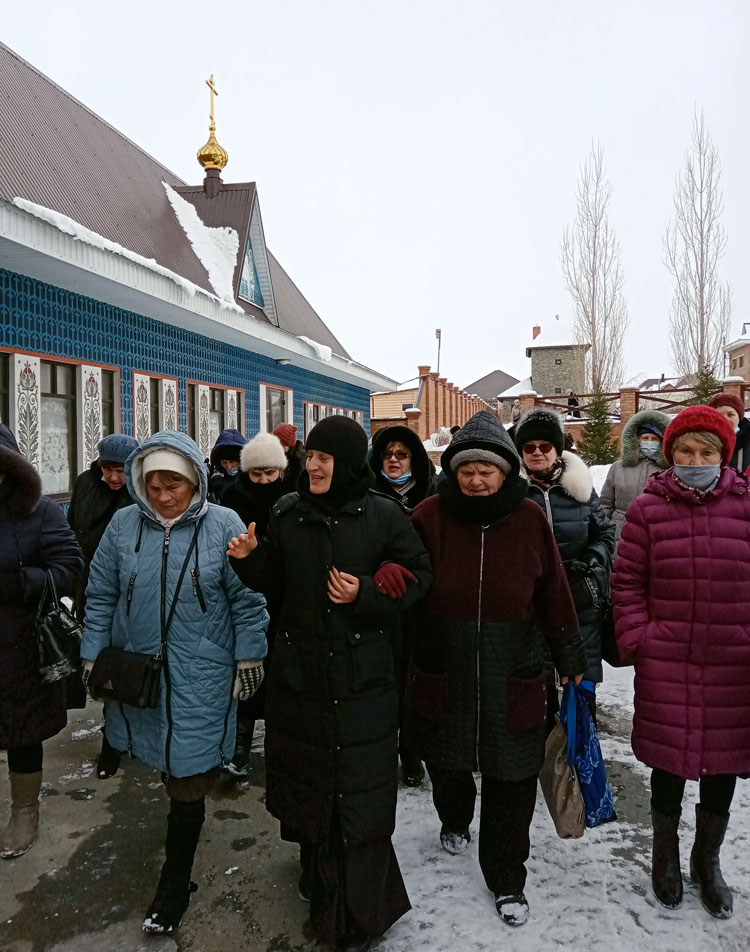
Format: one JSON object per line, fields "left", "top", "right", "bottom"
{"left": 88, "top": 524, "right": 199, "bottom": 709}
{"left": 36, "top": 570, "right": 83, "bottom": 684}
{"left": 89, "top": 647, "right": 162, "bottom": 708}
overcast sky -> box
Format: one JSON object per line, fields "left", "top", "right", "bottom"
{"left": 4, "top": 1, "right": 747, "bottom": 390}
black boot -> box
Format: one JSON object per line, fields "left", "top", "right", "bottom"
{"left": 142, "top": 798, "right": 204, "bottom": 934}
{"left": 97, "top": 731, "right": 122, "bottom": 779}
{"left": 227, "top": 716, "right": 255, "bottom": 777}
{"left": 298, "top": 842, "right": 312, "bottom": 902}
{"left": 651, "top": 806, "right": 683, "bottom": 909}
{"left": 690, "top": 805, "right": 733, "bottom": 919}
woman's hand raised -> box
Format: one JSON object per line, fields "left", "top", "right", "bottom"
{"left": 227, "top": 523, "right": 258, "bottom": 559}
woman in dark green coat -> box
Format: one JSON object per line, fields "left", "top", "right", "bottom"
{"left": 228, "top": 415, "right": 432, "bottom": 952}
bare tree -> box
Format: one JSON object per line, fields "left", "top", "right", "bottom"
{"left": 665, "top": 110, "right": 732, "bottom": 377}
{"left": 562, "top": 142, "right": 628, "bottom": 393}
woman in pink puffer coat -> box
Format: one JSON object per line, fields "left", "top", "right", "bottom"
{"left": 612, "top": 404, "right": 750, "bottom": 922}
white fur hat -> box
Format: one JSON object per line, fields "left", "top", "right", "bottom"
{"left": 240, "top": 432, "right": 287, "bottom": 472}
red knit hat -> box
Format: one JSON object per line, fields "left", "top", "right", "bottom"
{"left": 272, "top": 423, "right": 298, "bottom": 448}
{"left": 707, "top": 392, "right": 745, "bottom": 419}
{"left": 662, "top": 405, "right": 736, "bottom": 466}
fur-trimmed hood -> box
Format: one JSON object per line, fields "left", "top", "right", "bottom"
{"left": 524, "top": 450, "right": 593, "bottom": 503}
{"left": 620, "top": 410, "right": 670, "bottom": 468}
{"left": 0, "top": 424, "right": 42, "bottom": 516}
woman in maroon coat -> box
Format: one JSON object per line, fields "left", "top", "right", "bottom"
{"left": 612, "top": 404, "right": 750, "bottom": 920}
{"left": 408, "top": 411, "right": 586, "bottom": 928}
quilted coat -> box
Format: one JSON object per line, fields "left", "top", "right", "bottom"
{"left": 525, "top": 450, "right": 616, "bottom": 682}
{"left": 599, "top": 410, "right": 670, "bottom": 543}
{"left": 408, "top": 413, "right": 587, "bottom": 781}
{"left": 0, "top": 424, "right": 84, "bottom": 749}
{"left": 612, "top": 465, "right": 750, "bottom": 780}
{"left": 82, "top": 430, "right": 268, "bottom": 778}
{"left": 230, "top": 487, "right": 432, "bottom": 848}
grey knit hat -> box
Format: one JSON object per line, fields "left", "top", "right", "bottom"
{"left": 240, "top": 432, "right": 287, "bottom": 472}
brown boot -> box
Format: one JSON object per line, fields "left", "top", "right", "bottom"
{"left": 1, "top": 771, "right": 42, "bottom": 859}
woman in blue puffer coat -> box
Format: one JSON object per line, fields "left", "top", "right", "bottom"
{"left": 82, "top": 430, "right": 268, "bottom": 935}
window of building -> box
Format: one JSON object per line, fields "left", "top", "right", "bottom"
{"left": 740, "top": 355, "right": 745, "bottom": 368}
{"left": 40, "top": 359, "right": 76, "bottom": 495}
{"left": 101, "top": 369, "right": 116, "bottom": 438}
{"left": 304, "top": 402, "right": 363, "bottom": 439}
{"left": 260, "top": 383, "right": 293, "bottom": 433}
{"left": 210, "top": 387, "right": 225, "bottom": 448}
{"left": 0, "top": 352, "right": 9, "bottom": 425}
{"left": 239, "top": 240, "right": 265, "bottom": 308}
{"left": 554, "top": 387, "right": 562, "bottom": 394}
{"left": 187, "top": 383, "right": 244, "bottom": 445}
{"left": 555, "top": 358, "right": 562, "bottom": 365}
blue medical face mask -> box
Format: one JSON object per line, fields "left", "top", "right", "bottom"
{"left": 226, "top": 465, "right": 239, "bottom": 477}
{"left": 639, "top": 440, "right": 660, "bottom": 458}
{"left": 673, "top": 464, "right": 721, "bottom": 489}
{"left": 381, "top": 468, "right": 412, "bottom": 486}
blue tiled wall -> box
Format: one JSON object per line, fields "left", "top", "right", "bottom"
{"left": 0, "top": 269, "right": 371, "bottom": 434}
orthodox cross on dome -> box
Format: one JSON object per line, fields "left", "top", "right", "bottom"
{"left": 197, "top": 72, "right": 228, "bottom": 173}
{"left": 206, "top": 74, "right": 218, "bottom": 129}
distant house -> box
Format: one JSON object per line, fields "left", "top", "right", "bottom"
{"left": 463, "top": 369, "right": 519, "bottom": 410}
{"left": 0, "top": 42, "right": 395, "bottom": 502}
{"left": 525, "top": 319, "right": 589, "bottom": 397}
{"left": 726, "top": 336, "right": 750, "bottom": 383}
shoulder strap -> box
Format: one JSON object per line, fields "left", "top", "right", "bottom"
{"left": 159, "top": 524, "right": 200, "bottom": 653}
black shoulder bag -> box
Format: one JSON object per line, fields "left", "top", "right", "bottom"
{"left": 89, "top": 525, "right": 199, "bottom": 709}
{"left": 36, "top": 570, "right": 84, "bottom": 684}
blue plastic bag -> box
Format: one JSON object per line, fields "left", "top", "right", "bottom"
{"left": 559, "top": 681, "right": 615, "bottom": 828}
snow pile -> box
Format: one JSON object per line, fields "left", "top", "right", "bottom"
{"left": 589, "top": 463, "right": 612, "bottom": 495}
{"left": 298, "top": 336, "right": 333, "bottom": 362}
{"left": 163, "top": 181, "right": 239, "bottom": 304}
{"left": 384, "top": 661, "right": 750, "bottom": 951}
{"left": 12, "top": 196, "right": 243, "bottom": 313}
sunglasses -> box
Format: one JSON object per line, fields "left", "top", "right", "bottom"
{"left": 382, "top": 450, "right": 411, "bottom": 461}
{"left": 522, "top": 441, "right": 555, "bottom": 455}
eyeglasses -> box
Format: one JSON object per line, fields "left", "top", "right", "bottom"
{"left": 382, "top": 450, "right": 411, "bottom": 461}
{"left": 522, "top": 441, "right": 555, "bottom": 455}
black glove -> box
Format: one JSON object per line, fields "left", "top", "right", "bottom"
{"left": 0, "top": 571, "right": 23, "bottom": 604}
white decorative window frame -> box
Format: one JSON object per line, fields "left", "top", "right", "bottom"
{"left": 132, "top": 371, "right": 179, "bottom": 440}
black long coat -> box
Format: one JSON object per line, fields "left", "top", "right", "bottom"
{"left": 0, "top": 427, "right": 84, "bottom": 749}
{"left": 67, "top": 461, "right": 133, "bottom": 617}
{"left": 525, "top": 451, "right": 616, "bottom": 682}
{"left": 231, "top": 487, "right": 432, "bottom": 848}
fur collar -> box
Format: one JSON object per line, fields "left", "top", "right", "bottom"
{"left": 620, "top": 410, "right": 670, "bottom": 468}
{"left": 0, "top": 446, "right": 42, "bottom": 516}
{"left": 524, "top": 450, "right": 593, "bottom": 503}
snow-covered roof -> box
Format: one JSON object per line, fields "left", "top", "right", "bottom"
{"left": 497, "top": 376, "right": 533, "bottom": 398}
{"left": 726, "top": 337, "right": 750, "bottom": 352}
{"left": 526, "top": 316, "right": 588, "bottom": 355}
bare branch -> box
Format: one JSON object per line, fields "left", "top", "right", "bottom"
{"left": 665, "top": 109, "right": 732, "bottom": 377}
{"left": 561, "top": 141, "right": 628, "bottom": 392}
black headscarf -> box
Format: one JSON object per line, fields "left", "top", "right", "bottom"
{"left": 297, "top": 416, "right": 374, "bottom": 513}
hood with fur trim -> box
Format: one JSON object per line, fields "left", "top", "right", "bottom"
{"left": 523, "top": 449, "right": 593, "bottom": 503}
{"left": 620, "top": 410, "right": 670, "bottom": 468}
{"left": 0, "top": 424, "right": 42, "bottom": 517}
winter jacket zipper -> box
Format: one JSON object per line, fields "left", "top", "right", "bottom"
{"left": 126, "top": 573, "right": 137, "bottom": 616}
{"left": 161, "top": 527, "right": 174, "bottom": 778}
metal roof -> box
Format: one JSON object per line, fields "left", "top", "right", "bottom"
{"left": 0, "top": 41, "right": 352, "bottom": 360}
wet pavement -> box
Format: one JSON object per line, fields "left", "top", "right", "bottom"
{"left": 0, "top": 702, "right": 648, "bottom": 952}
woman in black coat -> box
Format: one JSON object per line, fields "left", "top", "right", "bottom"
{"left": 228, "top": 415, "right": 432, "bottom": 952}
{"left": 67, "top": 432, "right": 139, "bottom": 778}
{"left": 221, "top": 431, "right": 290, "bottom": 775}
{"left": 0, "top": 424, "right": 83, "bottom": 859}
{"left": 514, "top": 409, "right": 615, "bottom": 724}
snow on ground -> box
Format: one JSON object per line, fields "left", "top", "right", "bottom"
{"left": 383, "top": 663, "right": 750, "bottom": 952}
{"left": 589, "top": 463, "right": 612, "bottom": 495}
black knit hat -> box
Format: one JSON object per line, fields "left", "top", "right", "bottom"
{"left": 514, "top": 408, "right": 565, "bottom": 456}
{"left": 441, "top": 410, "right": 520, "bottom": 479}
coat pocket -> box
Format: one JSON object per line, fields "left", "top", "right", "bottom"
{"left": 506, "top": 670, "right": 547, "bottom": 733}
{"left": 345, "top": 628, "right": 395, "bottom": 692}
{"left": 407, "top": 660, "right": 449, "bottom": 724}
{"left": 273, "top": 631, "right": 304, "bottom": 693}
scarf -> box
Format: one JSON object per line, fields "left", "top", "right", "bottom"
{"left": 438, "top": 472, "right": 528, "bottom": 524}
